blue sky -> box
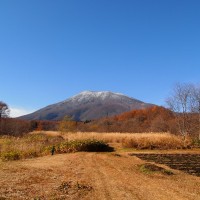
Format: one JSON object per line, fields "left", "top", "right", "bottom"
{"left": 0, "top": 0, "right": 200, "bottom": 117}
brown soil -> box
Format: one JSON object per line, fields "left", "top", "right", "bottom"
{"left": 0, "top": 152, "right": 200, "bottom": 200}
{"left": 131, "top": 153, "right": 200, "bottom": 176}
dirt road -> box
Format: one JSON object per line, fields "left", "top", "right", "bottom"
{"left": 0, "top": 152, "right": 200, "bottom": 199}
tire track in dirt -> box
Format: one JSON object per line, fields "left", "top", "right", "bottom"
{"left": 1, "top": 153, "right": 200, "bottom": 200}
{"left": 80, "top": 153, "right": 141, "bottom": 200}
{"left": 79, "top": 153, "right": 113, "bottom": 200}
{"left": 83, "top": 153, "right": 199, "bottom": 200}
{"left": 94, "top": 155, "right": 142, "bottom": 200}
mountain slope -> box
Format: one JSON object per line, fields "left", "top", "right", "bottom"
{"left": 19, "top": 91, "right": 153, "bottom": 121}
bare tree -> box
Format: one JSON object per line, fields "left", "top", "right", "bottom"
{"left": 166, "top": 83, "right": 193, "bottom": 139}
{"left": 191, "top": 84, "right": 200, "bottom": 140}
{"left": 0, "top": 101, "right": 9, "bottom": 119}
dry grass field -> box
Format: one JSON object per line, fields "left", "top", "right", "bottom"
{"left": 0, "top": 132, "right": 200, "bottom": 199}
{"left": 34, "top": 131, "right": 192, "bottom": 149}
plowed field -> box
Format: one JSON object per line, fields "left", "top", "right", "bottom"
{"left": 130, "top": 153, "right": 200, "bottom": 176}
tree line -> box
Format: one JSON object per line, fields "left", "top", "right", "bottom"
{"left": 1, "top": 82, "right": 200, "bottom": 140}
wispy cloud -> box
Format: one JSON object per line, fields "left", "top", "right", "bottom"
{"left": 9, "top": 107, "right": 34, "bottom": 118}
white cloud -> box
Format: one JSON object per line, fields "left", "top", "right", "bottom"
{"left": 9, "top": 107, "right": 34, "bottom": 118}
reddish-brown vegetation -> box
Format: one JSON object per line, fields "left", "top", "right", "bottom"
{"left": 1, "top": 106, "right": 200, "bottom": 140}
{"left": 77, "top": 106, "right": 200, "bottom": 139}
{"left": 77, "top": 106, "right": 177, "bottom": 134}
{"left": 0, "top": 118, "right": 58, "bottom": 136}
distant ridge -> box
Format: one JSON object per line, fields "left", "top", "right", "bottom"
{"left": 19, "top": 91, "right": 154, "bottom": 121}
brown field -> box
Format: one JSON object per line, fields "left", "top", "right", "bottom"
{"left": 31, "top": 131, "right": 192, "bottom": 149}
{"left": 131, "top": 153, "right": 200, "bottom": 176}
{"left": 0, "top": 132, "right": 200, "bottom": 199}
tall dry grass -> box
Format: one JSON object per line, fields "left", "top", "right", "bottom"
{"left": 64, "top": 132, "right": 191, "bottom": 150}
{"left": 31, "top": 131, "right": 192, "bottom": 149}
{"left": 0, "top": 133, "right": 64, "bottom": 160}
{"left": 0, "top": 131, "right": 193, "bottom": 161}
{"left": 0, "top": 132, "right": 113, "bottom": 161}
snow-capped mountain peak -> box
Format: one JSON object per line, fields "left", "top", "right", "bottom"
{"left": 68, "top": 91, "right": 126, "bottom": 103}
{"left": 19, "top": 91, "right": 153, "bottom": 121}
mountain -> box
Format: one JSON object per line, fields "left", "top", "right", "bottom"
{"left": 19, "top": 91, "right": 154, "bottom": 121}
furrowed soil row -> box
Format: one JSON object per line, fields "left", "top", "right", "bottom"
{"left": 130, "top": 154, "right": 200, "bottom": 177}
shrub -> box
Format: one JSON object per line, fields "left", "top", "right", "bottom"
{"left": 192, "top": 138, "right": 200, "bottom": 148}
{"left": 21, "top": 150, "right": 38, "bottom": 159}
{"left": 139, "top": 163, "right": 174, "bottom": 175}
{"left": 0, "top": 133, "right": 64, "bottom": 161}
{"left": 1, "top": 151, "right": 20, "bottom": 161}
{"left": 49, "top": 139, "right": 114, "bottom": 154}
